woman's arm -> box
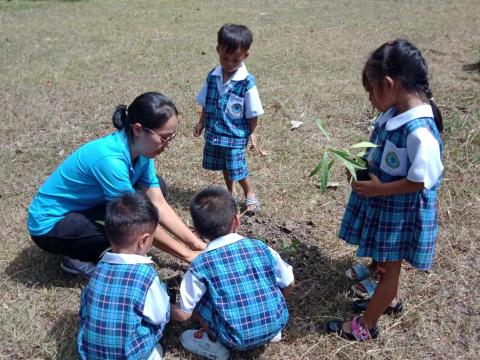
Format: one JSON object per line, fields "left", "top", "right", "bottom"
{"left": 145, "top": 187, "right": 206, "bottom": 251}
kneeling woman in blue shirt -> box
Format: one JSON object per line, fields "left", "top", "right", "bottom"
{"left": 27, "top": 92, "right": 206, "bottom": 277}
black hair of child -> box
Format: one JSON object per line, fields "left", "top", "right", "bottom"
{"left": 105, "top": 192, "right": 159, "bottom": 247}
{"left": 364, "top": 39, "right": 443, "bottom": 132}
{"left": 190, "top": 186, "right": 237, "bottom": 241}
{"left": 217, "top": 24, "right": 253, "bottom": 54}
{"left": 112, "top": 92, "right": 179, "bottom": 141}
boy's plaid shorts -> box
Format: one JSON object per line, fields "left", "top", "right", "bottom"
{"left": 202, "top": 143, "right": 249, "bottom": 181}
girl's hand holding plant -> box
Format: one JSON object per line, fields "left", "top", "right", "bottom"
{"left": 309, "top": 119, "right": 377, "bottom": 193}
{"left": 352, "top": 174, "right": 383, "bottom": 197}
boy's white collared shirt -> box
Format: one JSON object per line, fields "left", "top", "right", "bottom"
{"left": 178, "top": 233, "right": 294, "bottom": 314}
{"left": 196, "top": 63, "right": 264, "bottom": 119}
{"left": 101, "top": 252, "right": 154, "bottom": 265}
{"left": 373, "top": 104, "right": 443, "bottom": 189}
{"left": 100, "top": 252, "right": 170, "bottom": 327}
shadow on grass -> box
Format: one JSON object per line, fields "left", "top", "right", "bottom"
{"left": 48, "top": 310, "right": 79, "bottom": 359}
{"left": 463, "top": 61, "right": 480, "bottom": 73}
{"left": 166, "top": 183, "right": 198, "bottom": 210}
{"left": 238, "top": 216, "right": 354, "bottom": 341}
{"left": 5, "top": 245, "right": 87, "bottom": 289}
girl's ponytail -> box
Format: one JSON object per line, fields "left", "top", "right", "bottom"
{"left": 112, "top": 105, "right": 129, "bottom": 130}
{"left": 423, "top": 82, "right": 444, "bottom": 133}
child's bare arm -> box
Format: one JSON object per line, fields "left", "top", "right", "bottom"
{"left": 280, "top": 281, "right": 295, "bottom": 298}
{"left": 249, "top": 117, "right": 258, "bottom": 150}
{"left": 170, "top": 303, "right": 192, "bottom": 322}
{"left": 194, "top": 109, "right": 206, "bottom": 137}
{"left": 352, "top": 176, "right": 424, "bottom": 197}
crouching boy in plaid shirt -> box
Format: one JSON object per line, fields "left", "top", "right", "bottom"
{"left": 77, "top": 193, "right": 170, "bottom": 360}
{"left": 171, "top": 187, "right": 294, "bottom": 359}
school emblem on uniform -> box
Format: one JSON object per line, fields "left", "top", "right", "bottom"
{"left": 385, "top": 151, "right": 400, "bottom": 169}
{"left": 231, "top": 103, "right": 242, "bottom": 114}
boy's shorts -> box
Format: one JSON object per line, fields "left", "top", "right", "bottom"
{"left": 202, "top": 143, "right": 249, "bottom": 181}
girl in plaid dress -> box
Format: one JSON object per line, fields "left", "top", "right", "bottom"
{"left": 327, "top": 39, "right": 444, "bottom": 341}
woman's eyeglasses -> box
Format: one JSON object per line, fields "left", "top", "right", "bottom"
{"left": 143, "top": 126, "right": 177, "bottom": 145}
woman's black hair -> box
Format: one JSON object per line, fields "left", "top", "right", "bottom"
{"left": 217, "top": 24, "right": 253, "bottom": 54}
{"left": 112, "top": 92, "right": 179, "bottom": 139}
{"left": 364, "top": 39, "right": 443, "bottom": 132}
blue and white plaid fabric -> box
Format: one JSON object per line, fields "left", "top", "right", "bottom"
{"left": 202, "top": 143, "right": 249, "bottom": 181}
{"left": 77, "top": 262, "right": 163, "bottom": 359}
{"left": 203, "top": 69, "right": 257, "bottom": 148}
{"left": 191, "top": 238, "right": 289, "bottom": 350}
{"left": 339, "top": 117, "right": 443, "bottom": 270}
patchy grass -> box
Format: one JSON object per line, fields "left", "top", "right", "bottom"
{"left": 1, "top": 0, "right": 479, "bottom": 359}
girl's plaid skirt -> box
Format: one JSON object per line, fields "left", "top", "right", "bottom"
{"left": 339, "top": 189, "right": 439, "bottom": 270}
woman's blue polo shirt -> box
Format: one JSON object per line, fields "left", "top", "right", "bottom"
{"left": 27, "top": 130, "right": 159, "bottom": 236}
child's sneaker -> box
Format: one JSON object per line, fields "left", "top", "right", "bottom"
{"left": 180, "top": 329, "right": 230, "bottom": 360}
{"left": 60, "top": 256, "right": 95, "bottom": 278}
{"left": 147, "top": 344, "right": 164, "bottom": 360}
{"left": 270, "top": 331, "right": 282, "bottom": 343}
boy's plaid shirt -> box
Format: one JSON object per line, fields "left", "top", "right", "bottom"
{"left": 77, "top": 262, "right": 163, "bottom": 360}
{"left": 203, "top": 69, "right": 257, "bottom": 148}
{"left": 190, "top": 237, "right": 289, "bottom": 348}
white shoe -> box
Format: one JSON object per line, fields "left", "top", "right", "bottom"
{"left": 270, "top": 331, "right": 282, "bottom": 343}
{"left": 180, "top": 329, "right": 230, "bottom": 360}
{"left": 147, "top": 344, "right": 164, "bottom": 360}
{"left": 60, "top": 257, "right": 95, "bottom": 278}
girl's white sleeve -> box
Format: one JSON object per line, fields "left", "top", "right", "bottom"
{"left": 406, "top": 127, "right": 443, "bottom": 189}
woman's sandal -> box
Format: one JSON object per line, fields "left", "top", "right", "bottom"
{"left": 352, "top": 298, "right": 405, "bottom": 316}
{"left": 245, "top": 195, "right": 261, "bottom": 214}
{"left": 345, "top": 263, "right": 372, "bottom": 281}
{"left": 351, "top": 278, "right": 377, "bottom": 299}
{"left": 326, "top": 315, "right": 380, "bottom": 341}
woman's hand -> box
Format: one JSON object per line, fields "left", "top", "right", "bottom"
{"left": 352, "top": 174, "right": 384, "bottom": 197}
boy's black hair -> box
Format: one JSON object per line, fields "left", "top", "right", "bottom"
{"left": 364, "top": 39, "right": 443, "bottom": 132}
{"left": 190, "top": 186, "right": 237, "bottom": 240}
{"left": 112, "top": 92, "right": 179, "bottom": 141}
{"left": 105, "top": 192, "right": 159, "bottom": 247}
{"left": 217, "top": 24, "right": 253, "bottom": 53}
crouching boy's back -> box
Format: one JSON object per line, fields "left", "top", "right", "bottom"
{"left": 171, "top": 187, "right": 294, "bottom": 359}
{"left": 77, "top": 193, "right": 169, "bottom": 360}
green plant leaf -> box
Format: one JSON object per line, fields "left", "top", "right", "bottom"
{"left": 314, "top": 118, "right": 330, "bottom": 139}
{"left": 328, "top": 159, "right": 335, "bottom": 171}
{"left": 327, "top": 148, "right": 352, "bottom": 159}
{"left": 332, "top": 153, "right": 358, "bottom": 181}
{"left": 350, "top": 141, "right": 378, "bottom": 148}
{"left": 319, "top": 152, "right": 330, "bottom": 193}
{"left": 309, "top": 160, "right": 323, "bottom": 177}
{"left": 332, "top": 151, "right": 365, "bottom": 170}
{"left": 329, "top": 149, "right": 365, "bottom": 168}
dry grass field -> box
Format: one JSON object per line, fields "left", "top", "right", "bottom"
{"left": 1, "top": 0, "right": 479, "bottom": 359}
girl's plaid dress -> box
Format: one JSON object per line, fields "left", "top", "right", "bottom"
{"left": 339, "top": 106, "right": 443, "bottom": 270}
